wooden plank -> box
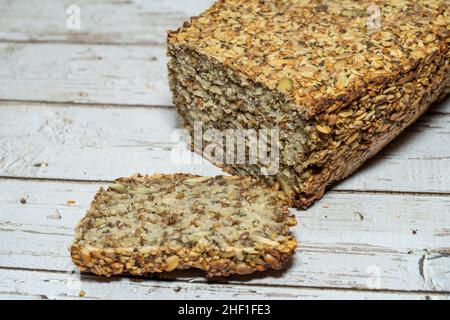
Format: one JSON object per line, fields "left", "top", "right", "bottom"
{"left": 0, "top": 101, "right": 448, "bottom": 194}
{"left": 0, "top": 43, "right": 171, "bottom": 106}
{"left": 0, "top": 101, "right": 221, "bottom": 178}
{"left": 0, "top": 179, "right": 449, "bottom": 292}
{"left": 2, "top": 269, "right": 446, "bottom": 300}
{"left": 1, "top": 44, "right": 449, "bottom": 111}
{"left": 0, "top": 0, "right": 214, "bottom": 45}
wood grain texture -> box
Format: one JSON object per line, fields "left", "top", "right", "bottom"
{"left": 2, "top": 269, "right": 447, "bottom": 300}
{"left": 0, "top": 179, "right": 449, "bottom": 293}
{"left": 0, "top": 43, "right": 171, "bottom": 106}
{"left": 0, "top": 101, "right": 448, "bottom": 194}
{"left": 0, "top": 0, "right": 214, "bottom": 45}
{"left": 0, "top": 101, "right": 221, "bottom": 179}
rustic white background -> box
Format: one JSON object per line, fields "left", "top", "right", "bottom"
{"left": 0, "top": 0, "right": 449, "bottom": 300}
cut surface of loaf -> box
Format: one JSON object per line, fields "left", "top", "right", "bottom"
{"left": 71, "top": 174, "right": 297, "bottom": 277}
{"left": 167, "top": 0, "right": 450, "bottom": 207}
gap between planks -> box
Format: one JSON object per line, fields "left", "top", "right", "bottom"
{"left": 0, "top": 39, "right": 168, "bottom": 47}
{"left": 0, "top": 97, "right": 448, "bottom": 114}
{"left": 1, "top": 176, "right": 450, "bottom": 198}
{"left": 1, "top": 265, "right": 449, "bottom": 297}
{"left": 0, "top": 99, "right": 175, "bottom": 110}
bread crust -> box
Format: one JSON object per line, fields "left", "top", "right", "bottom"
{"left": 71, "top": 174, "right": 297, "bottom": 277}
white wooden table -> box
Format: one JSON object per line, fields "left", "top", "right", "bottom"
{"left": 0, "top": 0, "right": 449, "bottom": 300}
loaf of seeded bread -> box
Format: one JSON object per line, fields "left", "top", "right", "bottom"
{"left": 71, "top": 174, "right": 297, "bottom": 277}
{"left": 167, "top": 0, "right": 450, "bottom": 207}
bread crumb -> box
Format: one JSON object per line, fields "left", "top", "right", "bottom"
{"left": 33, "top": 162, "right": 48, "bottom": 168}
{"left": 79, "top": 290, "right": 86, "bottom": 297}
{"left": 67, "top": 200, "right": 77, "bottom": 206}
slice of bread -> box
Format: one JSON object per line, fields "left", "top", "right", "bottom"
{"left": 71, "top": 173, "right": 297, "bottom": 277}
